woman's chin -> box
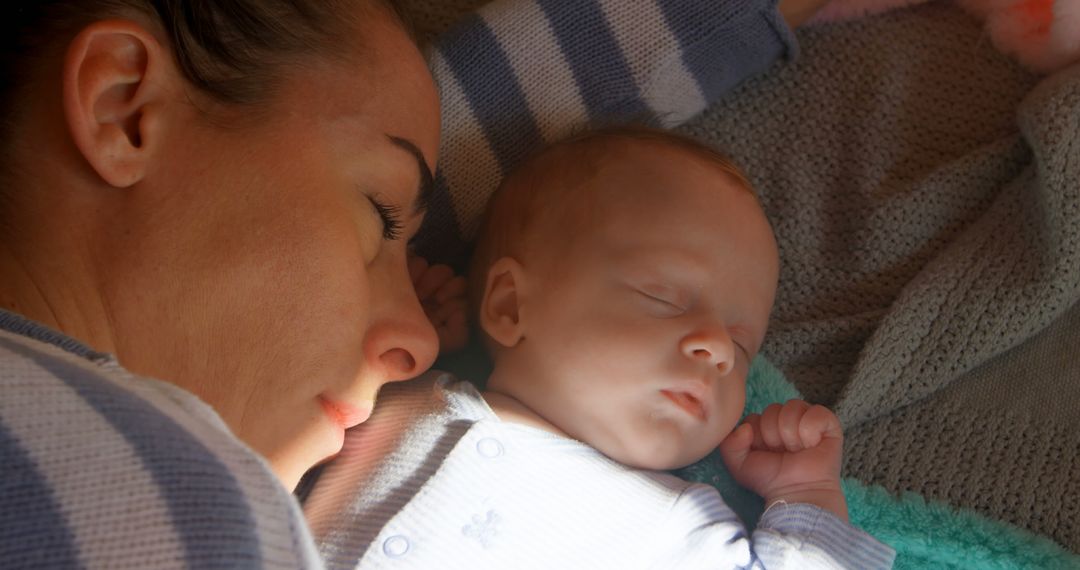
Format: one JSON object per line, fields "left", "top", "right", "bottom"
{"left": 266, "top": 419, "right": 345, "bottom": 491}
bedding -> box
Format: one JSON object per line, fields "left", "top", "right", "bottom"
{"left": 678, "top": 356, "right": 1080, "bottom": 569}
{"left": 405, "top": 0, "right": 1080, "bottom": 554}
{"left": 679, "top": 3, "right": 1080, "bottom": 551}
{"left": 811, "top": 0, "right": 1080, "bottom": 74}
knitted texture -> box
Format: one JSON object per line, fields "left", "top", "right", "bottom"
{"left": 844, "top": 389, "right": 1080, "bottom": 555}
{"left": 411, "top": 0, "right": 796, "bottom": 265}
{"left": 688, "top": 4, "right": 1080, "bottom": 551}
{"left": 400, "top": 0, "right": 488, "bottom": 44}
{"left": 680, "top": 3, "right": 1064, "bottom": 420}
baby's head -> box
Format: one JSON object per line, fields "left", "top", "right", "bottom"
{"left": 470, "top": 127, "right": 779, "bottom": 470}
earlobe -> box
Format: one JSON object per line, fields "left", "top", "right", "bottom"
{"left": 480, "top": 257, "right": 528, "bottom": 348}
{"left": 62, "top": 20, "right": 169, "bottom": 188}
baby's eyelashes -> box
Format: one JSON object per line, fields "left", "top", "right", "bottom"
{"left": 724, "top": 328, "right": 755, "bottom": 364}
{"left": 635, "top": 284, "right": 687, "bottom": 317}
{"left": 734, "top": 342, "right": 751, "bottom": 363}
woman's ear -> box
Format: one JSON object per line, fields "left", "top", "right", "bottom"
{"left": 62, "top": 19, "right": 173, "bottom": 188}
{"left": 479, "top": 256, "right": 528, "bottom": 349}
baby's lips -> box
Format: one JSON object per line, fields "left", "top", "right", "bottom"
{"left": 660, "top": 389, "right": 708, "bottom": 421}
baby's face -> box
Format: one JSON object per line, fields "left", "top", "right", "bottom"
{"left": 507, "top": 144, "right": 779, "bottom": 470}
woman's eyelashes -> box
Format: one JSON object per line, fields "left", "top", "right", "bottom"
{"left": 366, "top": 194, "right": 404, "bottom": 241}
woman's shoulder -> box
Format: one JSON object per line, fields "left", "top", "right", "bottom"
{"left": 0, "top": 329, "right": 322, "bottom": 568}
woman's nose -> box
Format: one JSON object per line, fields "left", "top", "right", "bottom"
{"left": 680, "top": 326, "right": 736, "bottom": 376}
{"left": 366, "top": 267, "right": 439, "bottom": 385}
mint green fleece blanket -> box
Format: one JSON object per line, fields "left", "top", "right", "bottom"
{"left": 675, "top": 358, "right": 1080, "bottom": 569}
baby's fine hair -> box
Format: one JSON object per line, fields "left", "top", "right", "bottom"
{"left": 468, "top": 125, "right": 753, "bottom": 318}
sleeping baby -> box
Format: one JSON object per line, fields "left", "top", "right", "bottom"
{"left": 303, "top": 127, "right": 896, "bottom": 569}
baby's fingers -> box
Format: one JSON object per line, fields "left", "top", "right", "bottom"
{"left": 738, "top": 413, "right": 766, "bottom": 450}
{"left": 407, "top": 254, "right": 429, "bottom": 286}
{"left": 435, "top": 274, "right": 468, "bottom": 304}
{"left": 436, "top": 309, "right": 468, "bottom": 353}
{"left": 430, "top": 297, "right": 467, "bottom": 326}
{"left": 416, "top": 263, "right": 455, "bottom": 301}
{"left": 799, "top": 404, "right": 843, "bottom": 448}
{"left": 778, "top": 400, "right": 812, "bottom": 451}
{"left": 759, "top": 403, "right": 785, "bottom": 449}
{"left": 718, "top": 422, "right": 755, "bottom": 473}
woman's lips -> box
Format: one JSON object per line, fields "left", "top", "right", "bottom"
{"left": 319, "top": 397, "right": 373, "bottom": 430}
{"left": 660, "top": 389, "right": 707, "bottom": 421}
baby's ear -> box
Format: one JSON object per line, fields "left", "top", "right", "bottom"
{"left": 479, "top": 256, "right": 527, "bottom": 348}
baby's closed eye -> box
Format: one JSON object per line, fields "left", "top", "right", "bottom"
{"left": 634, "top": 284, "right": 687, "bottom": 317}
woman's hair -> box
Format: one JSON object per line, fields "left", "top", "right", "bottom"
{"left": 0, "top": 0, "right": 405, "bottom": 216}
{"left": 1, "top": 0, "right": 405, "bottom": 145}
{"left": 3, "top": 1, "right": 406, "bottom": 103}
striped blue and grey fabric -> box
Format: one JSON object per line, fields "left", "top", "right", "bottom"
{"left": 0, "top": 309, "right": 322, "bottom": 569}
{"left": 416, "top": 0, "right": 797, "bottom": 264}
{"left": 304, "top": 373, "right": 896, "bottom": 569}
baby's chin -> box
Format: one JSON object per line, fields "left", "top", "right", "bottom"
{"left": 595, "top": 433, "right": 719, "bottom": 472}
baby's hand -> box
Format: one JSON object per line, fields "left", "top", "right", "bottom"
{"left": 718, "top": 400, "right": 848, "bottom": 521}
{"left": 778, "top": 0, "right": 832, "bottom": 27}
{"left": 408, "top": 254, "right": 468, "bottom": 354}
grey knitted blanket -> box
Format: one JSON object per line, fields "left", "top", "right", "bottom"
{"left": 680, "top": 3, "right": 1080, "bottom": 552}
{"left": 404, "top": 0, "right": 1080, "bottom": 553}
{"left": 703, "top": 5, "right": 1078, "bottom": 428}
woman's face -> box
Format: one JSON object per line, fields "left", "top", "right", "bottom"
{"left": 102, "top": 12, "right": 441, "bottom": 488}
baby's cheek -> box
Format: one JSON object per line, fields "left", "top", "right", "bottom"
{"left": 713, "top": 388, "right": 747, "bottom": 438}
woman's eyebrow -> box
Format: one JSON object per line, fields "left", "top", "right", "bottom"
{"left": 387, "top": 134, "right": 435, "bottom": 216}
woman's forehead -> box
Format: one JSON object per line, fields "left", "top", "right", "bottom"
{"left": 270, "top": 12, "right": 440, "bottom": 167}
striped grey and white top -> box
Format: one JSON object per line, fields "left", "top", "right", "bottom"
{"left": 305, "top": 373, "right": 896, "bottom": 569}
{"left": 0, "top": 309, "right": 321, "bottom": 568}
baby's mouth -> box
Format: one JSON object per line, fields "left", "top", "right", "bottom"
{"left": 660, "top": 390, "right": 707, "bottom": 421}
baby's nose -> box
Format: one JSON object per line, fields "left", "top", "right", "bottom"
{"left": 680, "top": 327, "right": 735, "bottom": 376}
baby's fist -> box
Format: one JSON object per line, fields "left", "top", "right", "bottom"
{"left": 719, "top": 400, "right": 847, "bottom": 520}
{"left": 408, "top": 254, "right": 468, "bottom": 353}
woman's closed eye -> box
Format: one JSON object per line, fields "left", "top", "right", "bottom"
{"left": 366, "top": 194, "right": 403, "bottom": 241}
